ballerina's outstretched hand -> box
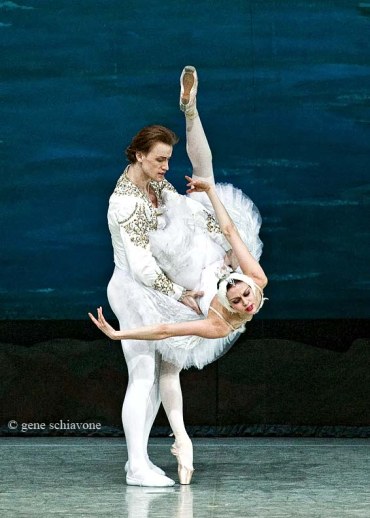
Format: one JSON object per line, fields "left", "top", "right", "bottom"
{"left": 185, "top": 176, "right": 212, "bottom": 194}
{"left": 88, "top": 307, "right": 119, "bottom": 340}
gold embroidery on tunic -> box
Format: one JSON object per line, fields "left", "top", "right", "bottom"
{"left": 114, "top": 169, "right": 178, "bottom": 250}
{"left": 114, "top": 172, "right": 143, "bottom": 198}
{"left": 160, "top": 178, "right": 177, "bottom": 194}
{"left": 118, "top": 203, "right": 157, "bottom": 248}
{"left": 114, "top": 170, "right": 173, "bottom": 215}
{"left": 114, "top": 169, "right": 176, "bottom": 198}
{"left": 205, "top": 211, "right": 223, "bottom": 234}
{"left": 153, "top": 272, "right": 174, "bottom": 296}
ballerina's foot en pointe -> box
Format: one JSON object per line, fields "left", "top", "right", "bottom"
{"left": 171, "top": 439, "right": 194, "bottom": 485}
{"left": 180, "top": 65, "right": 198, "bottom": 119}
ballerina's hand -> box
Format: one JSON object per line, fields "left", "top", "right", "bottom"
{"left": 88, "top": 307, "right": 119, "bottom": 340}
{"left": 185, "top": 175, "right": 211, "bottom": 194}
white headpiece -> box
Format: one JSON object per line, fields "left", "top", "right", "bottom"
{"left": 216, "top": 267, "right": 268, "bottom": 314}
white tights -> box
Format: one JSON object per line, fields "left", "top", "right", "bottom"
{"left": 186, "top": 112, "right": 215, "bottom": 185}
{"left": 121, "top": 340, "right": 161, "bottom": 474}
{"left": 121, "top": 111, "right": 214, "bottom": 474}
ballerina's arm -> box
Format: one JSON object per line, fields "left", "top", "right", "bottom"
{"left": 88, "top": 307, "right": 230, "bottom": 341}
{"left": 186, "top": 176, "right": 268, "bottom": 289}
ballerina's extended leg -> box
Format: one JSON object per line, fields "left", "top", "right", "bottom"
{"left": 180, "top": 65, "right": 215, "bottom": 186}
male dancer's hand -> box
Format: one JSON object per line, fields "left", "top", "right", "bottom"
{"left": 180, "top": 290, "right": 204, "bottom": 314}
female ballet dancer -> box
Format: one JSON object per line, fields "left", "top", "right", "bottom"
{"left": 90, "top": 174, "right": 268, "bottom": 339}
{"left": 90, "top": 66, "right": 268, "bottom": 486}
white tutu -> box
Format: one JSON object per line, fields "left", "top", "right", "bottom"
{"left": 108, "top": 183, "right": 263, "bottom": 370}
{"left": 187, "top": 183, "right": 263, "bottom": 262}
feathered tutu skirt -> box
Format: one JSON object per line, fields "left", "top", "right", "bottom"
{"left": 108, "top": 183, "right": 263, "bottom": 370}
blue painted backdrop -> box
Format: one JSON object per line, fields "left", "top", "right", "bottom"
{"left": 1, "top": 0, "right": 370, "bottom": 319}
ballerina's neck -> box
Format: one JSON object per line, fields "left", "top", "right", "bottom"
{"left": 210, "top": 298, "right": 251, "bottom": 330}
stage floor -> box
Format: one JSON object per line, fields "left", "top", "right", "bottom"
{"left": 1, "top": 437, "right": 369, "bottom": 517}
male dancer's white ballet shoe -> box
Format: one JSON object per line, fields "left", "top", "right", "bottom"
{"left": 171, "top": 440, "right": 194, "bottom": 485}
{"left": 124, "top": 460, "right": 166, "bottom": 476}
{"left": 179, "top": 65, "right": 198, "bottom": 118}
{"left": 126, "top": 469, "right": 175, "bottom": 487}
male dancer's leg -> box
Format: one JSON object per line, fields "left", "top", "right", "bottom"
{"left": 121, "top": 340, "right": 174, "bottom": 486}
{"left": 121, "top": 340, "right": 157, "bottom": 472}
{"left": 108, "top": 269, "right": 171, "bottom": 484}
{"left": 123, "top": 346, "right": 164, "bottom": 475}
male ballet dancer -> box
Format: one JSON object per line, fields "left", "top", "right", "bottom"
{"left": 107, "top": 66, "right": 229, "bottom": 486}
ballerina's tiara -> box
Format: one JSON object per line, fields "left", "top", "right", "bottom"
{"left": 215, "top": 265, "right": 234, "bottom": 286}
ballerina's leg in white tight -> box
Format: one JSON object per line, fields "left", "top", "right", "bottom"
{"left": 158, "top": 66, "right": 215, "bottom": 485}
{"left": 159, "top": 361, "right": 194, "bottom": 484}
{"left": 182, "top": 67, "right": 215, "bottom": 186}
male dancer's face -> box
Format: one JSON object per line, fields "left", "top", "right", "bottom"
{"left": 137, "top": 142, "right": 172, "bottom": 182}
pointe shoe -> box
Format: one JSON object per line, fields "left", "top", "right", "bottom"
{"left": 124, "top": 459, "right": 165, "bottom": 476}
{"left": 171, "top": 440, "right": 194, "bottom": 485}
{"left": 126, "top": 469, "right": 175, "bottom": 487}
{"left": 179, "top": 65, "right": 198, "bottom": 117}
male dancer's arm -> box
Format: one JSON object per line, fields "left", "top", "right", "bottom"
{"left": 108, "top": 194, "right": 202, "bottom": 313}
